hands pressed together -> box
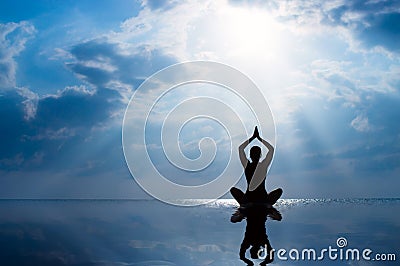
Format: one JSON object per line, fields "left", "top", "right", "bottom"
{"left": 249, "top": 126, "right": 261, "bottom": 142}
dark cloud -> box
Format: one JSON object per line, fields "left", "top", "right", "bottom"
{"left": 35, "top": 87, "right": 115, "bottom": 129}
{"left": 67, "top": 40, "right": 177, "bottom": 89}
{"left": 0, "top": 39, "right": 178, "bottom": 178}
{"left": 356, "top": 12, "right": 400, "bottom": 52}
{"left": 0, "top": 91, "right": 30, "bottom": 160}
{"left": 0, "top": 87, "right": 121, "bottom": 172}
{"left": 324, "top": 0, "right": 400, "bottom": 52}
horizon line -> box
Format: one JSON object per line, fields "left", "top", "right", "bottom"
{"left": 0, "top": 197, "right": 399, "bottom": 201}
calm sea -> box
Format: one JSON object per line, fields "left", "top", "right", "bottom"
{"left": 0, "top": 199, "right": 399, "bottom": 265}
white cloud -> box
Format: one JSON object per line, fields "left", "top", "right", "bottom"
{"left": 114, "top": 0, "right": 211, "bottom": 58}
{"left": 17, "top": 87, "right": 39, "bottom": 120}
{"left": 26, "top": 127, "right": 77, "bottom": 141}
{"left": 51, "top": 0, "right": 398, "bottom": 131}
{"left": 49, "top": 48, "right": 74, "bottom": 61}
{"left": 305, "top": 57, "right": 399, "bottom": 111}
{"left": 0, "top": 21, "right": 36, "bottom": 89}
{"left": 309, "top": 60, "right": 362, "bottom": 106}
{"left": 350, "top": 114, "right": 371, "bottom": 132}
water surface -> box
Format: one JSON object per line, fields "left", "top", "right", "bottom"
{"left": 0, "top": 199, "right": 398, "bottom": 265}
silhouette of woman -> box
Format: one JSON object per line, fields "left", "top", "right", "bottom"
{"left": 230, "top": 126, "right": 282, "bottom": 207}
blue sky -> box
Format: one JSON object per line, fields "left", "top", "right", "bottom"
{"left": 0, "top": 0, "right": 400, "bottom": 198}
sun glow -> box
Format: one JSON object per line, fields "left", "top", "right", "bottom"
{"left": 189, "top": 4, "right": 285, "bottom": 62}
{"left": 220, "top": 6, "right": 283, "bottom": 58}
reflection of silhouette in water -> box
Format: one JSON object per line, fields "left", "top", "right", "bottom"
{"left": 230, "top": 188, "right": 282, "bottom": 223}
{"left": 235, "top": 205, "right": 282, "bottom": 266}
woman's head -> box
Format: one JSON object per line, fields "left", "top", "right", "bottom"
{"left": 250, "top": 146, "right": 261, "bottom": 162}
